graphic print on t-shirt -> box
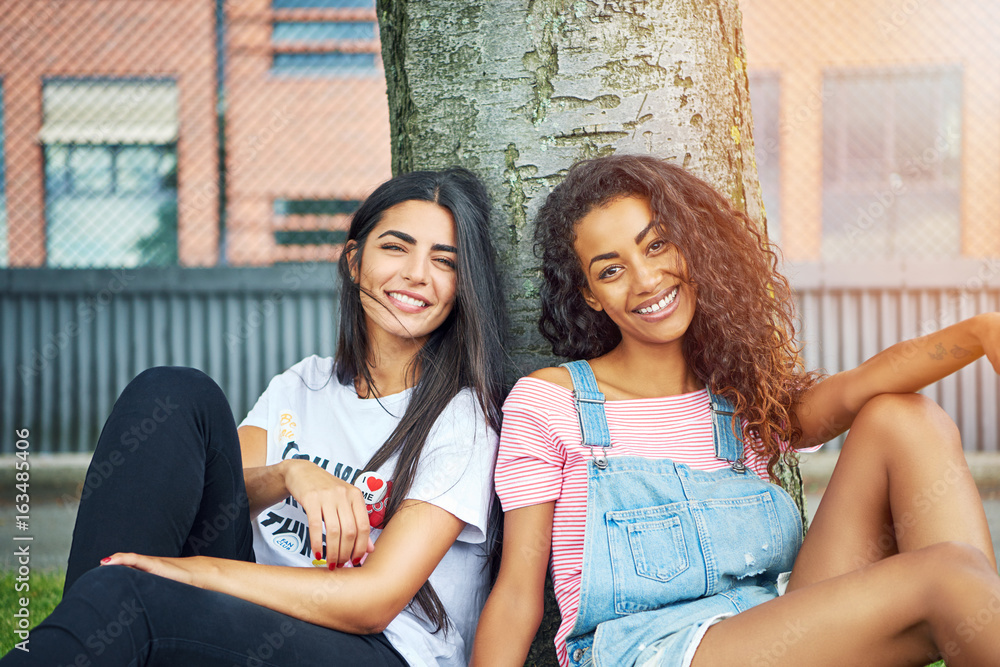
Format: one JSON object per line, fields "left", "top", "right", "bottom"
{"left": 258, "top": 409, "right": 393, "bottom": 559}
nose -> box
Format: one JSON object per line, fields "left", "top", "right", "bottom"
{"left": 633, "top": 260, "right": 659, "bottom": 293}
{"left": 401, "top": 251, "right": 430, "bottom": 284}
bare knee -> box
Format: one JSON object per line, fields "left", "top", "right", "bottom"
{"left": 850, "top": 393, "right": 960, "bottom": 455}
{"left": 914, "top": 542, "right": 999, "bottom": 610}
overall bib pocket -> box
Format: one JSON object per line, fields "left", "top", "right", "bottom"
{"left": 606, "top": 503, "right": 691, "bottom": 614}
{"left": 605, "top": 489, "right": 786, "bottom": 615}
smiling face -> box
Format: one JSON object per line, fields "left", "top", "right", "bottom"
{"left": 574, "top": 195, "right": 697, "bottom": 351}
{"left": 349, "top": 199, "right": 458, "bottom": 349}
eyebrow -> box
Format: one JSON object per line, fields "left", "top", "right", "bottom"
{"left": 378, "top": 230, "right": 416, "bottom": 244}
{"left": 587, "top": 219, "right": 659, "bottom": 269}
{"left": 377, "top": 230, "right": 457, "bottom": 254}
{"left": 634, "top": 220, "right": 657, "bottom": 245}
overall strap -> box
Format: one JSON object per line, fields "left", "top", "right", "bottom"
{"left": 708, "top": 390, "right": 747, "bottom": 473}
{"left": 560, "top": 361, "right": 612, "bottom": 468}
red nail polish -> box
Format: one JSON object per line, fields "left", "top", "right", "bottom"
{"left": 327, "top": 561, "right": 335, "bottom": 571}
{"left": 352, "top": 558, "right": 362, "bottom": 567}
{"left": 315, "top": 550, "right": 323, "bottom": 561}
{"left": 100, "top": 557, "right": 111, "bottom": 564}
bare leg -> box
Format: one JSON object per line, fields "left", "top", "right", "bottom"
{"left": 692, "top": 541, "right": 1000, "bottom": 666}
{"left": 789, "top": 392, "right": 995, "bottom": 590}
{"left": 690, "top": 393, "right": 1000, "bottom": 666}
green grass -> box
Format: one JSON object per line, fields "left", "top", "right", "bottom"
{"left": 0, "top": 569, "right": 64, "bottom": 656}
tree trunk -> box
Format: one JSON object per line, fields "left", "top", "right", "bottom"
{"left": 376, "top": 1, "right": 805, "bottom": 663}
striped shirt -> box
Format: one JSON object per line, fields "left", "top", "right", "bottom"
{"left": 494, "top": 376, "right": 774, "bottom": 667}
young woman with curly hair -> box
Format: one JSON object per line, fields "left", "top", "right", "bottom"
{"left": 471, "top": 154, "right": 1000, "bottom": 667}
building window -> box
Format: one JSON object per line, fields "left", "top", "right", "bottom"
{"left": 273, "top": 198, "right": 359, "bottom": 262}
{"left": 40, "top": 79, "right": 179, "bottom": 267}
{"left": 270, "top": 0, "right": 380, "bottom": 76}
{"left": 822, "top": 68, "right": 962, "bottom": 260}
{"left": 748, "top": 72, "right": 781, "bottom": 246}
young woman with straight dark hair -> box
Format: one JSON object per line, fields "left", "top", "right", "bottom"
{"left": 5, "top": 168, "right": 506, "bottom": 667}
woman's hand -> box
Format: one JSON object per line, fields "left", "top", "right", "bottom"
{"left": 100, "top": 552, "right": 217, "bottom": 588}
{"left": 279, "top": 458, "right": 374, "bottom": 567}
{"left": 238, "top": 426, "right": 374, "bottom": 567}
{"left": 100, "top": 498, "right": 466, "bottom": 635}
{"left": 977, "top": 312, "right": 1000, "bottom": 373}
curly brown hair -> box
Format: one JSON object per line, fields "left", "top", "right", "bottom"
{"left": 535, "top": 154, "right": 820, "bottom": 478}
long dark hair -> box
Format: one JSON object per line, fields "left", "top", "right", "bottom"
{"left": 535, "top": 155, "right": 819, "bottom": 478}
{"left": 334, "top": 168, "right": 506, "bottom": 631}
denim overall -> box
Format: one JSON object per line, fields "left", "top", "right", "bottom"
{"left": 561, "top": 361, "right": 803, "bottom": 667}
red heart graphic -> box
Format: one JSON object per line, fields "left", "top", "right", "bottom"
{"left": 366, "top": 477, "right": 384, "bottom": 492}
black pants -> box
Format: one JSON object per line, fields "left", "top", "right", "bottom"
{"left": 2, "top": 367, "right": 406, "bottom": 666}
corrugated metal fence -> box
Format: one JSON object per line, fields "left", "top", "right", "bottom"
{"left": 1, "top": 266, "right": 339, "bottom": 453}
{"left": 789, "top": 259, "right": 1000, "bottom": 452}
{"left": 3, "top": 260, "right": 999, "bottom": 454}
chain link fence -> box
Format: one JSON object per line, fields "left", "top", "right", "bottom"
{"left": 1, "top": 0, "right": 998, "bottom": 268}
{"left": 1, "top": 0, "right": 390, "bottom": 269}
{"left": 743, "top": 0, "right": 1000, "bottom": 263}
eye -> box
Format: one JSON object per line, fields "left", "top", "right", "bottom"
{"left": 379, "top": 242, "right": 406, "bottom": 252}
{"left": 434, "top": 256, "right": 457, "bottom": 270}
{"left": 597, "top": 265, "right": 622, "bottom": 280}
{"left": 648, "top": 238, "right": 668, "bottom": 253}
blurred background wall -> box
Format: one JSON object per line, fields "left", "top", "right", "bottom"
{"left": 1, "top": 0, "right": 998, "bottom": 452}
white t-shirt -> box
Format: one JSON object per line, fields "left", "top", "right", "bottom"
{"left": 240, "top": 355, "right": 498, "bottom": 667}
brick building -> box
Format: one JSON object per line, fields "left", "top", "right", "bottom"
{"left": 0, "top": 0, "right": 218, "bottom": 267}
{"left": 224, "top": 0, "right": 390, "bottom": 265}
{"left": 742, "top": 0, "right": 1000, "bottom": 263}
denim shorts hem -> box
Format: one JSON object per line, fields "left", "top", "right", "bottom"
{"left": 680, "top": 612, "right": 732, "bottom": 667}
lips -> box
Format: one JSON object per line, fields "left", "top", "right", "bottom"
{"left": 385, "top": 290, "right": 431, "bottom": 314}
{"left": 387, "top": 291, "right": 428, "bottom": 308}
{"left": 633, "top": 285, "right": 680, "bottom": 315}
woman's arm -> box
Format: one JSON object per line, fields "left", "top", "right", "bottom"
{"left": 239, "top": 425, "right": 372, "bottom": 565}
{"left": 793, "top": 312, "right": 1000, "bottom": 448}
{"left": 102, "top": 497, "right": 464, "bottom": 634}
{"left": 470, "top": 502, "right": 555, "bottom": 667}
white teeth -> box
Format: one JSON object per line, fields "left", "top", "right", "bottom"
{"left": 637, "top": 286, "right": 679, "bottom": 315}
{"left": 389, "top": 292, "right": 428, "bottom": 307}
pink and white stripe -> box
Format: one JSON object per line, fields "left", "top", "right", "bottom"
{"left": 495, "top": 376, "right": 774, "bottom": 667}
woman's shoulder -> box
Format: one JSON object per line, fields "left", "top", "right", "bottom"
{"left": 264, "top": 355, "right": 339, "bottom": 395}
{"left": 524, "top": 365, "right": 574, "bottom": 391}
{"left": 431, "top": 387, "right": 497, "bottom": 437}
{"left": 503, "top": 368, "right": 575, "bottom": 415}
{"left": 288, "top": 354, "right": 336, "bottom": 379}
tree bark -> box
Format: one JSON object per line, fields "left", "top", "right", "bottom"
{"left": 378, "top": 0, "right": 766, "bottom": 369}
{"left": 377, "top": 2, "right": 805, "bottom": 663}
